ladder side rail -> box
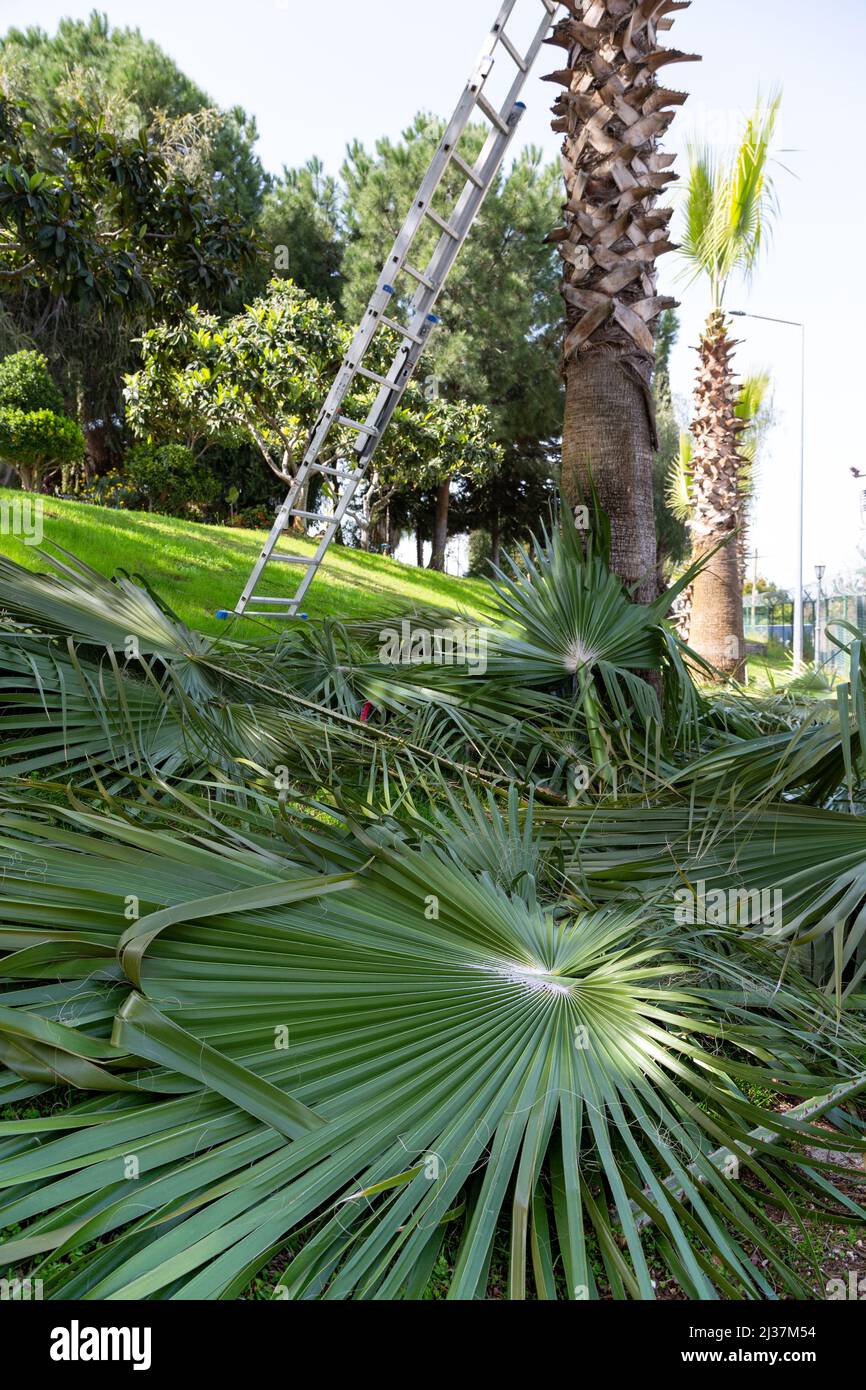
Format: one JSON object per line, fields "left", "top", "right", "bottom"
{"left": 248, "top": 0, "right": 541, "bottom": 498}
{"left": 308, "top": 0, "right": 561, "bottom": 468}
{"left": 228, "top": 0, "right": 560, "bottom": 620}
{"left": 235, "top": 316, "right": 432, "bottom": 618}
{"left": 281, "top": 7, "right": 530, "bottom": 480}
{"left": 286, "top": 318, "right": 441, "bottom": 613}
{"left": 357, "top": 116, "right": 524, "bottom": 445}
{"left": 408, "top": 4, "right": 560, "bottom": 324}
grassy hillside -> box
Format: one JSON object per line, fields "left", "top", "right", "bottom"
{"left": 0, "top": 489, "right": 492, "bottom": 635}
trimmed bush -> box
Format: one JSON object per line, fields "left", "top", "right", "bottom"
{"left": 124, "top": 443, "right": 222, "bottom": 518}
{"left": 0, "top": 351, "right": 84, "bottom": 491}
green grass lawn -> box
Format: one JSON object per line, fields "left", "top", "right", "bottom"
{"left": 0, "top": 489, "right": 492, "bottom": 635}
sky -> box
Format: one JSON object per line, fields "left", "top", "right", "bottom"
{"left": 3, "top": 0, "right": 865, "bottom": 591}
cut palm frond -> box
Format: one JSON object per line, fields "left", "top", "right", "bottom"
{"left": 1, "top": 802, "right": 864, "bottom": 1300}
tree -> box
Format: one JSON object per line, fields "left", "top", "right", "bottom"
{"left": 453, "top": 450, "right": 558, "bottom": 571}
{"left": 0, "top": 11, "right": 266, "bottom": 220}
{"left": 666, "top": 372, "right": 772, "bottom": 644}
{"left": 341, "top": 117, "right": 562, "bottom": 548}
{"left": 125, "top": 280, "right": 345, "bottom": 489}
{"left": 547, "top": 1, "right": 698, "bottom": 603}
{"left": 258, "top": 158, "right": 345, "bottom": 307}
{"left": 0, "top": 19, "right": 263, "bottom": 469}
{"left": 678, "top": 96, "right": 780, "bottom": 677}
{"left": 368, "top": 398, "right": 501, "bottom": 569}
{"left": 734, "top": 370, "right": 773, "bottom": 583}
{"left": 652, "top": 310, "right": 690, "bottom": 589}
{"left": 0, "top": 349, "right": 84, "bottom": 490}
{"left": 125, "top": 279, "right": 500, "bottom": 552}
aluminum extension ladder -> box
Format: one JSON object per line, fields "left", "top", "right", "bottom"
{"left": 218, "top": 0, "right": 560, "bottom": 621}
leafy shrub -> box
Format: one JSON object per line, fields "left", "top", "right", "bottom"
{"left": 0, "top": 350, "right": 64, "bottom": 415}
{"left": 123, "top": 443, "right": 221, "bottom": 518}
{"left": 77, "top": 468, "right": 141, "bottom": 510}
{"left": 0, "top": 351, "right": 84, "bottom": 490}
{"left": 227, "top": 503, "right": 276, "bottom": 529}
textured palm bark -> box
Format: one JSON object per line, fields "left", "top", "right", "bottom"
{"left": 670, "top": 581, "right": 692, "bottom": 643}
{"left": 688, "top": 310, "right": 746, "bottom": 679}
{"left": 548, "top": 0, "right": 698, "bottom": 604}
{"left": 562, "top": 351, "right": 657, "bottom": 598}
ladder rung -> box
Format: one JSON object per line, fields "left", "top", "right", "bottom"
{"left": 356, "top": 365, "right": 401, "bottom": 391}
{"left": 380, "top": 316, "right": 425, "bottom": 344}
{"left": 475, "top": 92, "right": 510, "bottom": 135}
{"left": 404, "top": 262, "right": 438, "bottom": 290}
{"left": 450, "top": 150, "right": 484, "bottom": 189}
{"left": 309, "top": 463, "right": 361, "bottom": 480}
{"left": 293, "top": 503, "right": 343, "bottom": 519}
{"left": 424, "top": 207, "right": 461, "bottom": 241}
{"left": 337, "top": 415, "right": 379, "bottom": 437}
{"left": 496, "top": 28, "right": 528, "bottom": 72}
{"left": 222, "top": 0, "right": 555, "bottom": 625}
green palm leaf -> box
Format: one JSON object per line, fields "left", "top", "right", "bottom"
{"left": 1, "top": 801, "right": 864, "bottom": 1300}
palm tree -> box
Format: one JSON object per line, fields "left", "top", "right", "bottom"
{"left": 667, "top": 372, "right": 772, "bottom": 643}
{"left": 734, "top": 369, "right": 773, "bottom": 583}
{"left": 678, "top": 96, "right": 780, "bottom": 676}
{"left": 547, "top": 0, "right": 699, "bottom": 602}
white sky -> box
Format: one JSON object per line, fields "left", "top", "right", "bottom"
{"left": 4, "top": 0, "right": 865, "bottom": 591}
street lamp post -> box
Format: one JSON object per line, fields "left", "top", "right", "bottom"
{"left": 815, "top": 563, "right": 825, "bottom": 669}
{"left": 730, "top": 310, "right": 806, "bottom": 669}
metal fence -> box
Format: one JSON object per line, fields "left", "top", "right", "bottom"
{"left": 744, "top": 593, "right": 866, "bottom": 678}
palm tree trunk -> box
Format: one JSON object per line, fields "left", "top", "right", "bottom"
{"left": 688, "top": 310, "right": 746, "bottom": 679}
{"left": 562, "top": 351, "right": 659, "bottom": 602}
{"left": 689, "top": 535, "right": 743, "bottom": 676}
{"left": 428, "top": 480, "right": 449, "bottom": 572}
{"left": 548, "top": 0, "right": 697, "bottom": 604}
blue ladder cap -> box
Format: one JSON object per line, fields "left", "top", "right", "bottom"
{"left": 514, "top": 101, "right": 527, "bottom": 110}
{"left": 383, "top": 284, "right": 396, "bottom": 294}
{"left": 216, "top": 610, "right": 231, "bottom": 620}
{"left": 426, "top": 314, "right": 441, "bottom": 324}
{"left": 297, "top": 613, "right": 309, "bottom": 621}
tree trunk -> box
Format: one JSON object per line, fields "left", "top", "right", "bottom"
{"left": 548, "top": 0, "right": 697, "bottom": 606}
{"left": 428, "top": 480, "right": 450, "bottom": 571}
{"left": 490, "top": 512, "right": 501, "bottom": 570}
{"left": 562, "top": 352, "right": 658, "bottom": 603}
{"left": 367, "top": 503, "right": 388, "bottom": 552}
{"left": 687, "top": 310, "right": 746, "bottom": 680}
{"left": 689, "top": 536, "right": 744, "bottom": 678}
{"left": 82, "top": 418, "right": 117, "bottom": 477}
{"left": 290, "top": 476, "right": 310, "bottom": 532}
{"left": 415, "top": 528, "right": 424, "bottom": 568}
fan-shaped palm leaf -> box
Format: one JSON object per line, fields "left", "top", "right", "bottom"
{"left": 1, "top": 802, "right": 864, "bottom": 1300}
